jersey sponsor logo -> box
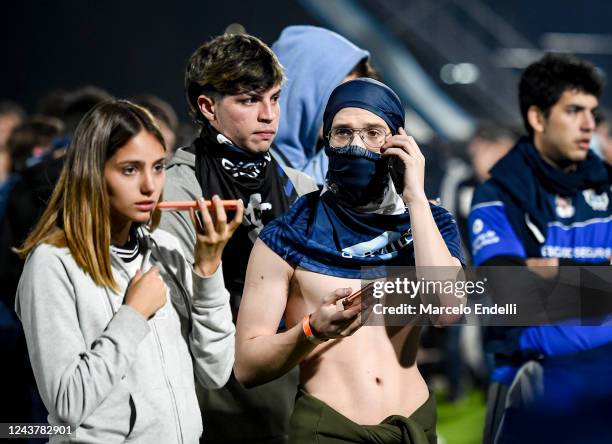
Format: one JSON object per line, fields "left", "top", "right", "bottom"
{"left": 472, "top": 218, "right": 484, "bottom": 235}
{"left": 472, "top": 230, "right": 500, "bottom": 255}
{"left": 555, "top": 196, "right": 575, "bottom": 218}
{"left": 469, "top": 202, "right": 528, "bottom": 263}
{"left": 541, "top": 245, "right": 612, "bottom": 260}
{"left": 582, "top": 189, "right": 609, "bottom": 212}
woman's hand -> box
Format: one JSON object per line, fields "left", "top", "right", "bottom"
{"left": 381, "top": 127, "right": 427, "bottom": 206}
{"left": 124, "top": 266, "right": 167, "bottom": 319}
{"left": 190, "top": 195, "right": 244, "bottom": 277}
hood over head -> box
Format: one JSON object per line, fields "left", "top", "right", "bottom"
{"left": 272, "top": 25, "right": 370, "bottom": 169}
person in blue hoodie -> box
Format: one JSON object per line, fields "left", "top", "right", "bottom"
{"left": 271, "top": 25, "right": 376, "bottom": 185}
{"left": 469, "top": 54, "right": 612, "bottom": 443}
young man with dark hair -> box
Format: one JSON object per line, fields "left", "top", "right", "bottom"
{"left": 469, "top": 54, "right": 612, "bottom": 443}
{"left": 159, "top": 33, "right": 317, "bottom": 444}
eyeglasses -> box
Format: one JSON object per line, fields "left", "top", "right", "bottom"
{"left": 328, "top": 127, "right": 391, "bottom": 149}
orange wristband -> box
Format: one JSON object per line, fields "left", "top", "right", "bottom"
{"left": 302, "top": 314, "right": 327, "bottom": 345}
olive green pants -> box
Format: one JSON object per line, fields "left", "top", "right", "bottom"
{"left": 289, "top": 386, "right": 437, "bottom": 444}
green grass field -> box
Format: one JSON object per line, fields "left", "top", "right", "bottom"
{"left": 436, "top": 390, "right": 487, "bottom": 444}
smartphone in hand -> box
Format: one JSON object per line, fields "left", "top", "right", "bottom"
{"left": 389, "top": 156, "right": 405, "bottom": 193}
{"left": 342, "top": 282, "right": 376, "bottom": 309}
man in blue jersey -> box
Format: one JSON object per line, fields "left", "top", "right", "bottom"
{"left": 469, "top": 54, "right": 612, "bottom": 443}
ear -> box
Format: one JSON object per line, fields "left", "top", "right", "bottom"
{"left": 527, "top": 105, "right": 546, "bottom": 134}
{"left": 197, "top": 94, "right": 216, "bottom": 123}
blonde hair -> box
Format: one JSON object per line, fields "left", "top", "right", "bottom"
{"left": 17, "top": 100, "right": 165, "bottom": 291}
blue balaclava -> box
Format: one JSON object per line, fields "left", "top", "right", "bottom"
{"left": 323, "top": 78, "right": 405, "bottom": 207}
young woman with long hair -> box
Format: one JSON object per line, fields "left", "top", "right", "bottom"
{"left": 15, "top": 99, "right": 243, "bottom": 443}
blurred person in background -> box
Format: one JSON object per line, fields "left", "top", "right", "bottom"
{"left": 7, "top": 115, "right": 64, "bottom": 173}
{"left": 0, "top": 87, "right": 111, "bottom": 429}
{"left": 34, "top": 89, "right": 70, "bottom": 121}
{"left": 160, "top": 33, "right": 316, "bottom": 444}
{"left": 468, "top": 125, "right": 516, "bottom": 184}
{"left": 0, "top": 115, "right": 65, "bottom": 429}
{"left": 1, "top": 86, "right": 112, "bottom": 301}
{"left": 271, "top": 25, "right": 376, "bottom": 186}
{"left": 61, "top": 86, "right": 114, "bottom": 136}
{"left": 133, "top": 94, "right": 179, "bottom": 155}
{"left": 174, "top": 120, "right": 200, "bottom": 149}
{"left": 0, "top": 115, "right": 64, "bottom": 227}
{"left": 0, "top": 101, "right": 25, "bottom": 216}
{"left": 469, "top": 53, "right": 612, "bottom": 443}
{"left": 422, "top": 123, "right": 514, "bottom": 407}
{"left": 0, "top": 101, "right": 24, "bottom": 151}
{"left": 441, "top": 123, "right": 515, "bottom": 260}
{"left": 0, "top": 100, "right": 28, "bottom": 430}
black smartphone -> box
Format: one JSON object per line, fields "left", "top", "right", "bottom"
{"left": 389, "top": 155, "right": 405, "bottom": 192}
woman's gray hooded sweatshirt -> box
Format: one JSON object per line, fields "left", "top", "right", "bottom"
{"left": 15, "top": 227, "right": 234, "bottom": 443}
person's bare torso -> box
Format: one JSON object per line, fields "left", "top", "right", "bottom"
{"left": 285, "top": 267, "right": 429, "bottom": 425}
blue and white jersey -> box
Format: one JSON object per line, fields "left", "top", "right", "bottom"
{"left": 260, "top": 191, "right": 465, "bottom": 279}
{"left": 470, "top": 182, "right": 612, "bottom": 267}
{"left": 468, "top": 145, "right": 612, "bottom": 385}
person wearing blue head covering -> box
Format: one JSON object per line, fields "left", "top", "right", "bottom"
{"left": 235, "top": 79, "right": 464, "bottom": 443}
{"left": 271, "top": 25, "right": 375, "bottom": 186}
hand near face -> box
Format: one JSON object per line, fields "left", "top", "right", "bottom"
{"left": 190, "top": 195, "right": 244, "bottom": 276}
{"left": 380, "top": 127, "right": 427, "bottom": 205}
